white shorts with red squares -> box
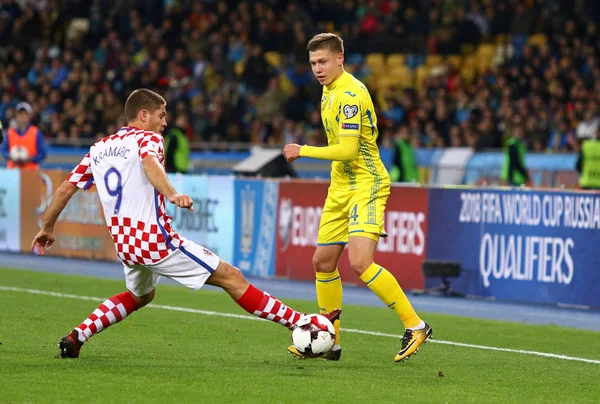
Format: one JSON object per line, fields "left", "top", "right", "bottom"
{"left": 123, "top": 240, "right": 221, "bottom": 296}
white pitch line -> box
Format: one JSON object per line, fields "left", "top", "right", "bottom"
{"left": 1, "top": 285, "right": 599, "bottom": 365}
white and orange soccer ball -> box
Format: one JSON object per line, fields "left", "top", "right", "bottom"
{"left": 291, "top": 314, "right": 336, "bottom": 357}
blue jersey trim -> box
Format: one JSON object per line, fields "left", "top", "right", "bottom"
{"left": 154, "top": 190, "right": 176, "bottom": 251}
{"left": 366, "top": 267, "right": 384, "bottom": 285}
{"left": 317, "top": 276, "right": 341, "bottom": 283}
{"left": 83, "top": 178, "right": 94, "bottom": 190}
{"left": 365, "top": 109, "right": 375, "bottom": 137}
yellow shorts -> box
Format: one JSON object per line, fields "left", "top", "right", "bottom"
{"left": 317, "top": 183, "right": 390, "bottom": 245}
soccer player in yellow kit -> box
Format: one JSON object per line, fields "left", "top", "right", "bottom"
{"left": 283, "top": 33, "right": 432, "bottom": 362}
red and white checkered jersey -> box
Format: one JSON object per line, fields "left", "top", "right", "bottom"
{"left": 67, "top": 127, "right": 186, "bottom": 266}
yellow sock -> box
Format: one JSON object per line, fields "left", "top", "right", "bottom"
{"left": 360, "top": 263, "right": 421, "bottom": 329}
{"left": 315, "top": 269, "right": 343, "bottom": 346}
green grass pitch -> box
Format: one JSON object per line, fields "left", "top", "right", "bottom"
{"left": 0, "top": 267, "right": 599, "bottom": 403}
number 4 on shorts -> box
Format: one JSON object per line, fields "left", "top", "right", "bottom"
{"left": 350, "top": 204, "right": 359, "bottom": 222}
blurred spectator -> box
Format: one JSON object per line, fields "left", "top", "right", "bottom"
{"left": 164, "top": 115, "right": 190, "bottom": 174}
{"left": 390, "top": 125, "right": 419, "bottom": 183}
{"left": 256, "top": 77, "right": 286, "bottom": 143}
{"left": 501, "top": 125, "right": 530, "bottom": 187}
{"left": 576, "top": 127, "right": 600, "bottom": 190}
{"left": 576, "top": 110, "right": 600, "bottom": 140}
{"left": 0, "top": 0, "right": 598, "bottom": 155}
{"left": 1, "top": 102, "right": 47, "bottom": 169}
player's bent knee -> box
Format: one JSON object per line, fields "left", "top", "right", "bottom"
{"left": 348, "top": 250, "right": 373, "bottom": 276}
{"left": 348, "top": 236, "right": 377, "bottom": 275}
{"left": 312, "top": 253, "right": 337, "bottom": 273}
{"left": 349, "top": 260, "right": 371, "bottom": 276}
{"left": 130, "top": 288, "right": 155, "bottom": 308}
{"left": 209, "top": 260, "right": 248, "bottom": 289}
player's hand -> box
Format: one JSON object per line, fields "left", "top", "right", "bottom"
{"left": 283, "top": 144, "right": 302, "bottom": 163}
{"left": 31, "top": 229, "right": 56, "bottom": 256}
{"left": 168, "top": 194, "right": 194, "bottom": 211}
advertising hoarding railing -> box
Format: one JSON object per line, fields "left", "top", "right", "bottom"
{"left": 5, "top": 168, "right": 598, "bottom": 309}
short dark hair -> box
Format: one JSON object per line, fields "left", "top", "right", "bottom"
{"left": 307, "top": 33, "right": 344, "bottom": 54}
{"left": 124, "top": 89, "right": 166, "bottom": 121}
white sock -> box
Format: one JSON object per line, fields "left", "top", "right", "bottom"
{"left": 331, "top": 344, "right": 341, "bottom": 351}
{"left": 407, "top": 320, "right": 425, "bottom": 331}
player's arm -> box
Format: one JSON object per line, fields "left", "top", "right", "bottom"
{"left": 31, "top": 150, "right": 92, "bottom": 255}
{"left": 139, "top": 132, "right": 193, "bottom": 210}
{"left": 31, "top": 180, "right": 78, "bottom": 254}
{"left": 39, "top": 181, "right": 78, "bottom": 233}
{"left": 141, "top": 155, "right": 178, "bottom": 199}
{"left": 296, "top": 93, "right": 362, "bottom": 162}
{"left": 299, "top": 136, "right": 359, "bottom": 161}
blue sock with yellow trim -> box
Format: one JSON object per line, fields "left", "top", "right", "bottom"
{"left": 315, "top": 269, "right": 343, "bottom": 347}
{"left": 359, "top": 263, "right": 421, "bottom": 329}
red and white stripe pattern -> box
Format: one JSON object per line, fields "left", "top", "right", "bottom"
{"left": 74, "top": 292, "right": 138, "bottom": 343}
{"left": 254, "top": 292, "right": 303, "bottom": 329}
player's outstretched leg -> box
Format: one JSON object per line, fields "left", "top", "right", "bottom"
{"left": 206, "top": 261, "right": 305, "bottom": 329}
{"left": 57, "top": 289, "right": 153, "bottom": 358}
{"left": 348, "top": 235, "right": 432, "bottom": 362}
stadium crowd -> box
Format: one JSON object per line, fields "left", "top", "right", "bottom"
{"left": 0, "top": 0, "right": 599, "bottom": 152}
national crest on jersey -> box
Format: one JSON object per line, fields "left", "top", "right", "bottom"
{"left": 67, "top": 127, "right": 185, "bottom": 266}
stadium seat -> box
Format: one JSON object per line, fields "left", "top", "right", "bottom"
{"left": 383, "top": 70, "right": 401, "bottom": 86}
{"left": 279, "top": 74, "right": 294, "bottom": 95}
{"left": 495, "top": 34, "right": 509, "bottom": 45}
{"left": 460, "top": 43, "right": 476, "bottom": 56}
{"left": 464, "top": 54, "right": 478, "bottom": 68}
{"left": 528, "top": 33, "right": 548, "bottom": 47}
{"left": 476, "top": 59, "right": 491, "bottom": 74}
{"left": 416, "top": 66, "right": 429, "bottom": 90}
{"left": 346, "top": 53, "right": 364, "bottom": 65}
{"left": 386, "top": 54, "right": 405, "bottom": 68}
{"left": 264, "top": 51, "right": 281, "bottom": 68}
{"left": 234, "top": 61, "right": 245, "bottom": 76}
{"left": 460, "top": 65, "right": 476, "bottom": 85}
{"left": 425, "top": 54, "right": 444, "bottom": 67}
{"left": 445, "top": 55, "right": 463, "bottom": 70}
{"left": 389, "top": 66, "right": 414, "bottom": 89}
{"left": 405, "top": 54, "right": 425, "bottom": 69}
{"left": 375, "top": 76, "right": 393, "bottom": 92}
{"left": 365, "top": 53, "right": 386, "bottom": 74}
{"left": 477, "top": 44, "right": 496, "bottom": 60}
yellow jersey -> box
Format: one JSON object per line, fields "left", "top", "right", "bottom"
{"left": 320, "top": 71, "right": 390, "bottom": 191}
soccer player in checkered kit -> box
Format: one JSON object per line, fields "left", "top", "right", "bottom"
{"left": 31, "top": 89, "right": 341, "bottom": 358}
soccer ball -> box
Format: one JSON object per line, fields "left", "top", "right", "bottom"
{"left": 291, "top": 314, "right": 336, "bottom": 358}
{"left": 10, "top": 145, "right": 29, "bottom": 163}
